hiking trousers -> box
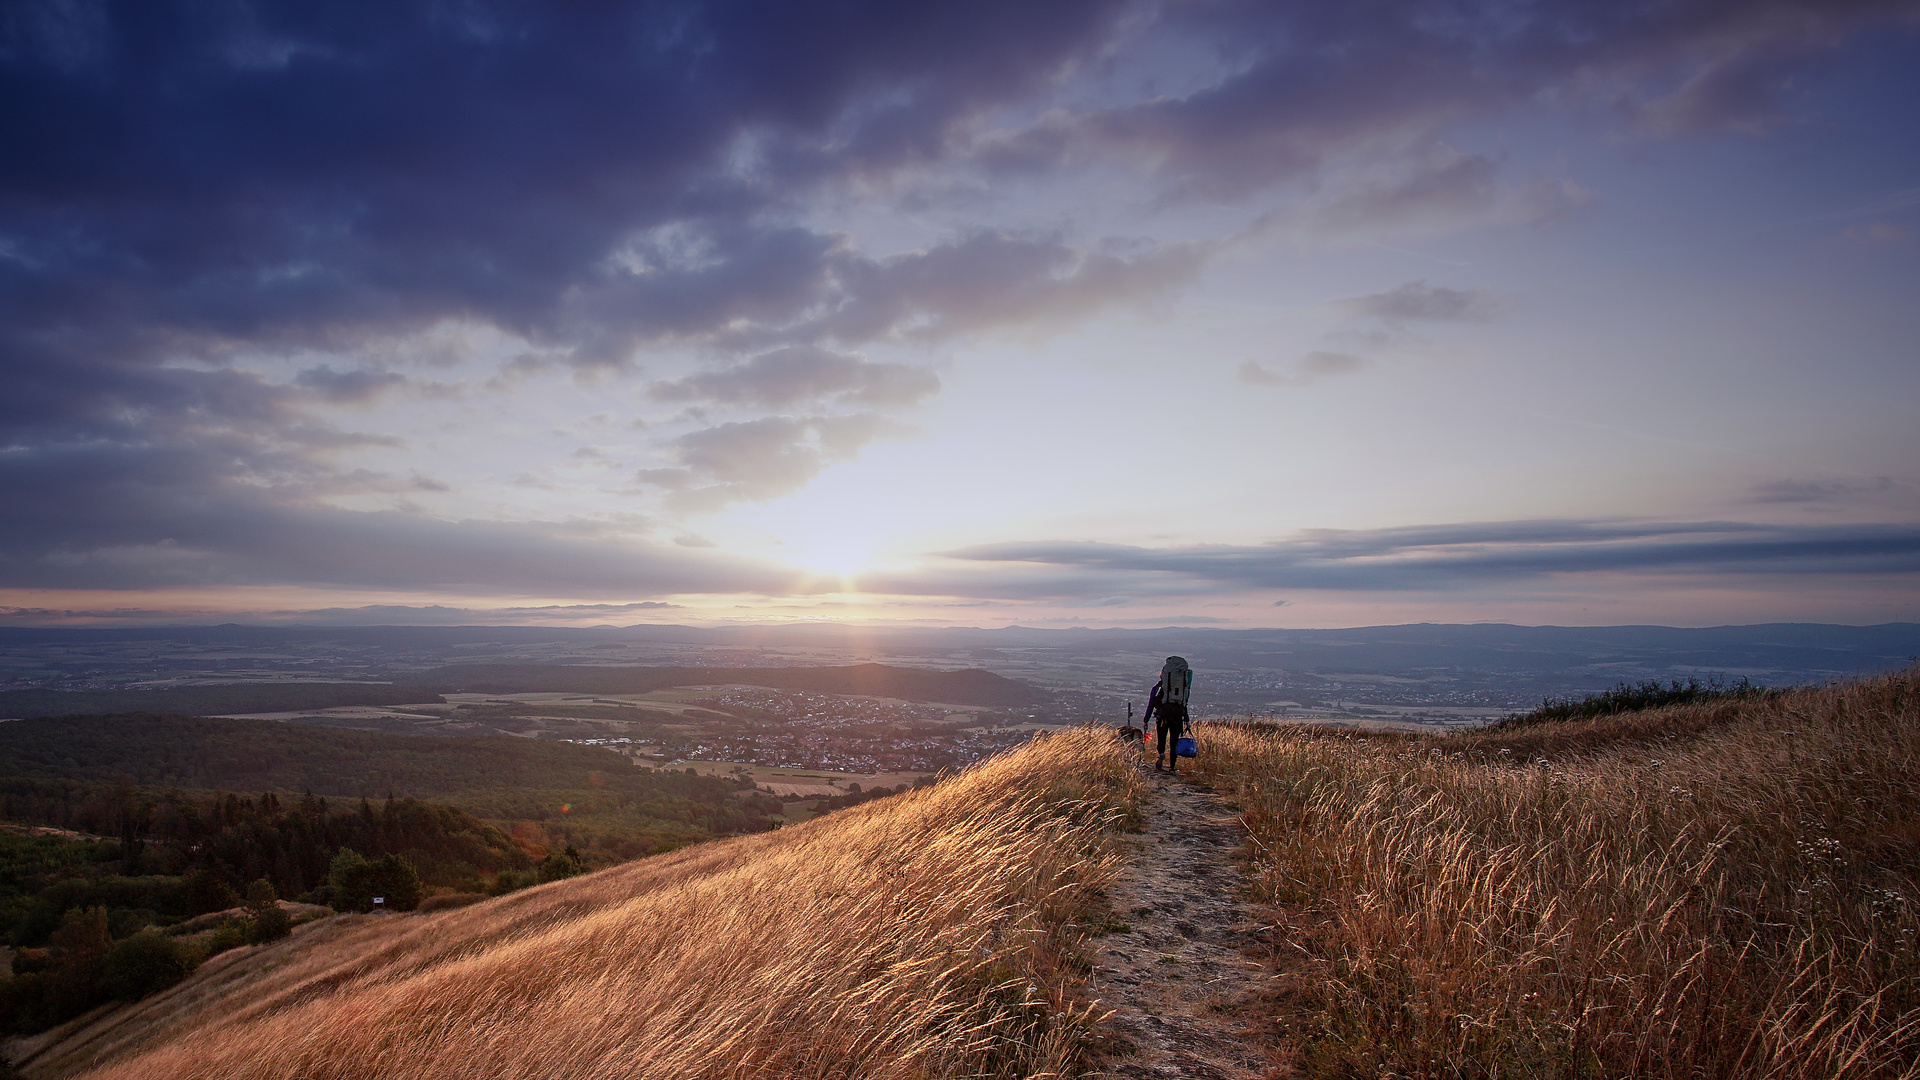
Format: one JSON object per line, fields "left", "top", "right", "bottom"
{"left": 1156, "top": 709, "right": 1189, "bottom": 759}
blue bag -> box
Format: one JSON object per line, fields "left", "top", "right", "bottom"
{"left": 1175, "top": 736, "right": 1197, "bottom": 758}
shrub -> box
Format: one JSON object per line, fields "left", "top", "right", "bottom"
{"left": 43, "top": 952, "right": 106, "bottom": 1024}
{"left": 415, "top": 893, "right": 485, "bottom": 914}
{"left": 103, "top": 932, "right": 193, "bottom": 1000}
{"left": 325, "top": 849, "right": 371, "bottom": 912}
{"left": 1499, "top": 676, "right": 1771, "bottom": 728}
{"left": 202, "top": 918, "right": 252, "bottom": 958}
{"left": 105, "top": 908, "right": 155, "bottom": 940}
{"left": 367, "top": 854, "right": 423, "bottom": 912}
{"left": 536, "top": 845, "right": 584, "bottom": 884}
{"left": 243, "top": 878, "right": 290, "bottom": 941}
{"left": 49, "top": 906, "right": 110, "bottom": 957}
{"left": 326, "top": 849, "right": 424, "bottom": 912}
{"left": 180, "top": 867, "right": 240, "bottom": 915}
{"left": 9, "top": 949, "right": 52, "bottom": 976}
{"left": 0, "top": 971, "right": 50, "bottom": 1034}
{"left": 250, "top": 903, "right": 291, "bottom": 942}
{"left": 488, "top": 869, "right": 539, "bottom": 896}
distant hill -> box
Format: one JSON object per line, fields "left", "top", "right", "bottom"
{"left": 0, "top": 683, "right": 438, "bottom": 721}
{"left": 0, "top": 713, "right": 772, "bottom": 834}
{"left": 402, "top": 662, "right": 1046, "bottom": 707}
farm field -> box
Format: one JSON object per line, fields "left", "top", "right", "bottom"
{"left": 205, "top": 680, "right": 1058, "bottom": 776}
{"left": 677, "top": 761, "right": 931, "bottom": 797}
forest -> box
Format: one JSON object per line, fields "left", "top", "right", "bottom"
{"left": 0, "top": 683, "right": 439, "bottom": 720}
{"left": 0, "top": 790, "right": 555, "bottom": 1034}
{"left": 0, "top": 711, "right": 790, "bottom": 1036}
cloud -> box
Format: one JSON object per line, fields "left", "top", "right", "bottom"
{"left": 1, "top": 0, "right": 1910, "bottom": 602}
{"left": 268, "top": 602, "right": 686, "bottom": 625}
{"left": 0, "top": 1, "right": 1159, "bottom": 579}
{"left": 1238, "top": 351, "right": 1366, "bottom": 388}
{"left": 921, "top": 519, "right": 1920, "bottom": 597}
{"left": 0, "top": 601, "right": 686, "bottom": 628}
{"left": 1296, "top": 150, "right": 1593, "bottom": 240}
{"left": 648, "top": 347, "right": 939, "bottom": 409}
{"left": 803, "top": 232, "right": 1206, "bottom": 346}
{"left": 1, "top": 0, "right": 1894, "bottom": 388}
{"left": 0, "top": 440, "right": 789, "bottom": 594}
{"left": 1749, "top": 478, "right": 1896, "bottom": 505}
{"left": 638, "top": 413, "right": 905, "bottom": 511}
{"left": 294, "top": 366, "right": 409, "bottom": 404}
{"left": 968, "top": 0, "right": 1902, "bottom": 202}
{"left": 1338, "top": 281, "right": 1507, "bottom": 323}
{"left": 1837, "top": 222, "right": 1912, "bottom": 246}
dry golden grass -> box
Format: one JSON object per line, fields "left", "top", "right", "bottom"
{"left": 1197, "top": 667, "right": 1920, "bottom": 1078}
{"left": 32, "top": 728, "right": 1140, "bottom": 1080}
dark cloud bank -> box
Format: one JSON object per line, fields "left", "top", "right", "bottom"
{"left": 1, "top": 0, "right": 1914, "bottom": 599}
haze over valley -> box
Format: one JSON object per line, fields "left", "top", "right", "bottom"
{"left": 7, "top": 622, "right": 1917, "bottom": 764}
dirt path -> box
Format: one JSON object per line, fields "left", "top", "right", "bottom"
{"left": 1086, "top": 759, "right": 1272, "bottom": 1079}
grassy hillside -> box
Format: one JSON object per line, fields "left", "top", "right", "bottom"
{"left": 406, "top": 662, "right": 1047, "bottom": 706}
{"left": 0, "top": 793, "right": 541, "bottom": 1038}
{"left": 11, "top": 728, "right": 1139, "bottom": 1080}
{"left": 1195, "top": 667, "right": 1920, "bottom": 1078}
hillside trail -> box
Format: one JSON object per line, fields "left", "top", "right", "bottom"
{"left": 1085, "top": 753, "right": 1273, "bottom": 1079}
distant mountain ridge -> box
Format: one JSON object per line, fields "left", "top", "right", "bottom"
{"left": 403, "top": 662, "right": 1045, "bottom": 707}
{"left": 4, "top": 620, "right": 1916, "bottom": 673}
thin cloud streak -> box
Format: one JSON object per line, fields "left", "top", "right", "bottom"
{"left": 930, "top": 521, "right": 1920, "bottom": 596}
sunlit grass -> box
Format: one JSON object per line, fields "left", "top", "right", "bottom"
{"left": 1196, "top": 668, "right": 1920, "bottom": 1078}
{"left": 53, "top": 729, "right": 1142, "bottom": 1080}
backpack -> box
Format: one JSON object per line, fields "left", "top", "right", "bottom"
{"left": 1160, "top": 656, "right": 1192, "bottom": 707}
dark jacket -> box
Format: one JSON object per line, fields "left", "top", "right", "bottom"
{"left": 1143, "top": 681, "right": 1187, "bottom": 733}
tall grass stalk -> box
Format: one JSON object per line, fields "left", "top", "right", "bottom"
{"left": 58, "top": 729, "right": 1141, "bottom": 1080}
{"left": 1197, "top": 668, "right": 1920, "bottom": 1078}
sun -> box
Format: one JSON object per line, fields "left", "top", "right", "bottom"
{"left": 781, "top": 531, "right": 876, "bottom": 581}
{"left": 737, "top": 485, "right": 895, "bottom": 585}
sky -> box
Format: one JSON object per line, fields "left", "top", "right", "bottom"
{"left": 2, "top": 0, "right": 1918, "bottom": 630}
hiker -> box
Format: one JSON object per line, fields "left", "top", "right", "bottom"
{"left": 1143, "top": 655, "right": 1193, "bottom": 774}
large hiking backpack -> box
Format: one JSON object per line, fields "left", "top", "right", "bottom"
{"left": 1161, "top": 656, "right": 1193, "bottom": 707}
